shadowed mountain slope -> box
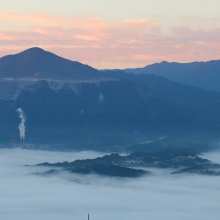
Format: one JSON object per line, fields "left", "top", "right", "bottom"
{"left": 1, "top": 78, "right": 220, "bottom": 146}
{"left": 102, "top": 70, "right": 220, "bottom": 128}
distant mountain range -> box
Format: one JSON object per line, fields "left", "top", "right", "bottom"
{"left": 124, "top": 60, "right": 220, "bottom": 92}
{"left": 0, "top": 48, "right": 220, "bottom": 149}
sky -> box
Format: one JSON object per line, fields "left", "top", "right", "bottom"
{"left": 0, "top": 0, "right": 220, "bottom": 68}
{"left": 1, "top": 148, "right": 220, "bottom": 220}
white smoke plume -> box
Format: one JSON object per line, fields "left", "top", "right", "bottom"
{"left": 16, "top": 108, "right": 26, "bottom": 140}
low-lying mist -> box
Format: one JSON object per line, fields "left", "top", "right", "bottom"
{"left": 1, "top": 148, "right": 220, "bottom": 220}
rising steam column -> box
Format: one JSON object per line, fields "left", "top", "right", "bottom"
{"left": 16, "top": 108, "right": 26, "bottom": 147}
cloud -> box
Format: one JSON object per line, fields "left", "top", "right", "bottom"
{"left": 0, "top": 11, "right": 220, "bottom": 68}
{"left": 118, "top": 19, "right": 157, "bottom": 26}
{"left": 0, "top": 11, "right": 105, "bottom": 29}
{"left": 201, "top": 150, "right": 220, "bottom": 164}
{"left": 1, "top": 149, "right": 220, "bottom": 220}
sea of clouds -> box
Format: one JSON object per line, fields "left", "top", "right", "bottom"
{"left": 1, "top": 148, "right": 220, "bottom": 220}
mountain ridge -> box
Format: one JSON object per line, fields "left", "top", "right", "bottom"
{"left": 1, "top": 48, "right": 220, "bottom": 149}
{"left": 124, "top": 60, "right": 220, "bottom": 92}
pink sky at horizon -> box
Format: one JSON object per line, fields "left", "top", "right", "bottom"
{"left": 0, "top": 1, "right": 220, "bottom": 69}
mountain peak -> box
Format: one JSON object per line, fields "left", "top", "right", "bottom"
{"left": 17, "top": 47, "right": 59, "bottom": 59}
{"left": 0, "top": 48, "right": 107, "bottom": 81}
{"left": 22, "top": 47, "right": 46, "bottom": 53}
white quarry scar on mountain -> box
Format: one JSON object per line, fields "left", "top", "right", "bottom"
{"left": 0, "top": 79, "right": 105, "bottom": 102}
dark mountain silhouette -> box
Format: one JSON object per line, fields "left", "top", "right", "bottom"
{"left": 4, "top": 80, "right": 190, "bottom": 129}
{"left": 0, "top": 47, "right": 107, "bottom": 80}
{"left": 102, "top": 70, "right": 220, "bottom": 100}
{"left": 1, "top": 48, "right": 220, "bottom": 149}
{"left": 101, "top": 70, "right": 220, "bottom": 130}
{"left": 1, "top": 78, "right": 220, "bottom": 147}
{"left": 124, "top": 60, "right": 220, "bottom": 92}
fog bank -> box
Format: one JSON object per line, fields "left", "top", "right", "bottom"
{"left": 1, "top": 149, "right": 220, "bottom": 220}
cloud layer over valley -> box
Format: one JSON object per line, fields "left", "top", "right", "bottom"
{"left": 1, "top": 148, "right": 220, "bottom": 220}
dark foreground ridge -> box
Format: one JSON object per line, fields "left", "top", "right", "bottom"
{"left": 29, "top": 148, "right": 220, "bottom": 178}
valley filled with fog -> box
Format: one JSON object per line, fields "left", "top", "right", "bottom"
{"left": 1, "top": 0, "right": 220, "bottom": 217}
{"left": 1, "top": 148, "right": 220, "bottom": 220}
{"left": 1, "top": 48, "right": 220, "bottom": 220}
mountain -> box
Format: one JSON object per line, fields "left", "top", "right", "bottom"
{"left": 0, "top": 79, "right": 190, "bottom": 132}
{"left": 0, "top": 47, "right": 107, "bottom": 81}
{"left": 102, "top": 70, "right": 220, "bottom": 128}
{"left": 1, "top": 77, "right": 220, "bottom": 148}
{"left": 124, "top": 60, "right": 220, "bottom": 92}
{"left": 1, "top": 48, "right": 220, "bottom": 150}
{"left": 101, "top": 70, "right": 220, "bottom": 100}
